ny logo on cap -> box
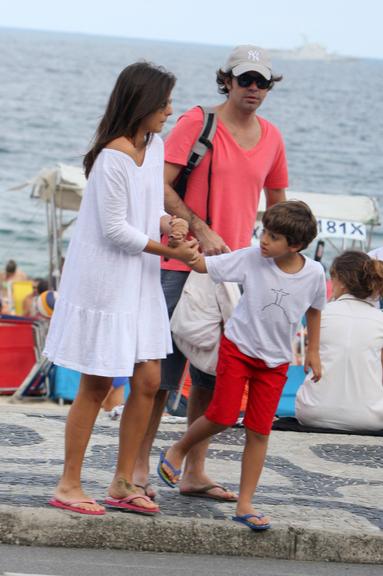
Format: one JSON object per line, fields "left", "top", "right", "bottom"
{"left": 248, "top": 49, "right": 261, "bottom": 61}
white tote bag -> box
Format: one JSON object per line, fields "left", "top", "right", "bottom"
{"left": 170, "top": 272, "right": 241, "bottom": 375}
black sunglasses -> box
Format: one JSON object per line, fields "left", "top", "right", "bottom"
{"left": 236, "top": 73, "right": 271, "bottom": 90}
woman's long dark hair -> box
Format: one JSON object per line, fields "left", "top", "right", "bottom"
{"left": 330, "top": 250, "right": 383, "bottom": 299}
{"left": 83, "top": 61, "right": 176, "bottom": 177}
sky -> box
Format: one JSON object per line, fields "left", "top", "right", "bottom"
{"left": 1, "top": 0, "right": 382, "bottom": 60}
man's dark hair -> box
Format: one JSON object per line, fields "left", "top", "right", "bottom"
{"left": 262, "top": 201, "right": 318, "bottom": 250}
{"left": 216, "top": 69, "right": 283, "bottom": 95}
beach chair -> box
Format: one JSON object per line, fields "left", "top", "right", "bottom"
{"left": 0, "top": 315, "right": 51, "bottom": 398}
{"left": 276, "top": 365, "right": 306, "bottom": 417}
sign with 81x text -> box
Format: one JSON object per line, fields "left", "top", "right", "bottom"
{"left": 253, "top": 218, "right": 367, "bottom": 242}
{"left": 316, "top": 218, "right": 366, "bottom": 241}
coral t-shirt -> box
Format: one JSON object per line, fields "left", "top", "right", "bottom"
{"left": 162, "top": 106, "right": 288, "bottom": 271}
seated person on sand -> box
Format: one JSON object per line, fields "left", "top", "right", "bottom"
{"left": 0, "top": 259, "right": 27, "bottom": 284}
{"left": 296, "top": 250, "right": 383, "bottom": 432}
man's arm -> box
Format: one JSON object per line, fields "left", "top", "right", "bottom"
{"left": 164, "top": 162, "right": 229, "bottom": 256}
{"left": 304, "top": 307, "right": 322, "bottom": 382}
{"left": 264, "top": 188, "right": 286, "bottom": 208}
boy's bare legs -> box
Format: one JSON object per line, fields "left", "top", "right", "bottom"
{"left": 54, "top": 374, "right": 112, "bottom": 513}
{"left": 236, "top": 429, "right": 270, "bottom": 527}
{"left": 179, "top": 386, "right": 237, "bottom": 500}
{"left": 161, "top": 415, "right": 226, "bottom": 482}
{"left": 132, "top": 388, "right": 169, "bottom": 499}
{"left": 108, "top": 360, "right": 161, "bottom": 511}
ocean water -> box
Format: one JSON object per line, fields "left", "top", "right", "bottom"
{"left": 1, "top": 28, "right": 383, "bottom": 277}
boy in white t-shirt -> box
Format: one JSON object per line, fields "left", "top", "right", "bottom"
{"left": 158, "top": 201, "right": 327, "bottom": 530}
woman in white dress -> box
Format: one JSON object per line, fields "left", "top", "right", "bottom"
{"left": 44, "top": 62, "right": 199, "bottom": 515}
{"left": 296, "top": 250, "right": 383, "bottom": 432}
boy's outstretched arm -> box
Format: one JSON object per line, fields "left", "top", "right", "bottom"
{"left": 189, "top": 254, "right": 207, "bottom": 274}
{"left": 304, "top": 307, "right": 322, "bottom": 381}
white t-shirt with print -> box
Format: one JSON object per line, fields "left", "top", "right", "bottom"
{"left": 206, "top": 245, "right": 327, "bottom": 367}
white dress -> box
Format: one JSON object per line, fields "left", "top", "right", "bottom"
{"left": 44, "top": 135, "right": 172, "bottom": 377}
{"left": 295, "top": 295, "right": 383, "bottom": 431}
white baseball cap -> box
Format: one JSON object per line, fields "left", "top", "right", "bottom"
{"left": 224, "top": 45, "right": 272, "bottom": 80}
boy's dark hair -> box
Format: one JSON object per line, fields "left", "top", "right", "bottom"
{"left": 330, "top": 250, "right": 383, "bottom": 299}
{"left": 262, "top": 200, "right": 318, "bottom": 250}
{"left": 216, "top": 69, "right": 283, "bottom": 95}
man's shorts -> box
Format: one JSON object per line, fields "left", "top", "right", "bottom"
{"left": 205, "top": 335, "right": 288, "bottom": 435}
{"left": 160, "top": 270, "right": 189, "bottom": 391}
{"left": 160, "top": 269, "right": 216, "bottom": 392}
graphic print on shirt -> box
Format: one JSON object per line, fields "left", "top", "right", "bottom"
{"left": 261, "top": 288, "right": 291, "bottom": 323}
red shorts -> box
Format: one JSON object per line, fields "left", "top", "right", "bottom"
{"left": 205, "top": 335, "right": 288, "bottom": 435}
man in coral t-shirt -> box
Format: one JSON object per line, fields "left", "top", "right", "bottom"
{"left": 133, "top": 45, "right": 288, "bottom": 501}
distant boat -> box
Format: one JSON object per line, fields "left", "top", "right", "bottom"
{"left": 270, "top": 42, "right": 354, "bottom": 61}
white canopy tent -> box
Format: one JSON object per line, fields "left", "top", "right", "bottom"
{"left": 29, "top": 164, "right": 86, "bottom": 287}
{"left": 257, "top": 190, "right": 380, "bottom": 226}
{"left": 28, "top": 164, "right": 381, "bottom": 286}
{"left": 255, "top": 190, "right": 380, "bottom": 257}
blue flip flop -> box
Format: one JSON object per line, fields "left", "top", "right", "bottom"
{"left": 157, "top": 450, "right": 181, "bottom": 488}
{"left": 232, "top": 513, "right": 271, "bottom": 531}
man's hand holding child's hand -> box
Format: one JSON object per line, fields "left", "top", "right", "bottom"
{"left": 168, "top": 216, "right": 189, "bottom": 247}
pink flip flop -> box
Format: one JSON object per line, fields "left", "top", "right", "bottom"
{"left": 104, "top": 493, "right": 160, "bottom": 515}
{"left": 48, "top": 497, "right": 106, "bottom": 516}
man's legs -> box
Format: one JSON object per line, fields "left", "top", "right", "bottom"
{"left": 54, "top": 373, "right": 112, "bottom": 513}
{"left": 179, "top": 363, "right": 236, "bottom": 500}
{"left": 133, "top": 271, "right": 189, "bottom": 495}
{"left": 161, "top": 414, "right": 226, "bottom": 482}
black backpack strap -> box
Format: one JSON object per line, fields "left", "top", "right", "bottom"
{"left": 174, "top": 106, "right": 217, "bottom": 203}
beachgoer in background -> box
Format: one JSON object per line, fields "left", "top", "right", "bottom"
{"left": 134, "top": 44, "right": 288, "bottom": 502}
{"left": 22, "top": 278, "right": 49, "bottom": 317}
{"left": 0, "top": 259, "right": 28, "bottom": 313}
{"left": 43, "top": 61, "right": 199, "bottom": 516}
{"left": 1, "top": 259, "right": 27, "bottom": 283}
{"left": 158, "top": 201, "right": 326, "bottom": 529}
{"left": 368, "top": 246, "right": 383, "bottom": 309}
{"left": 296, "top": 250, "right": 383, "bottom": 432}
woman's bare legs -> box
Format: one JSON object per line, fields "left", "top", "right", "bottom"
{"left": 54, "top": 373, "right": 112, "bottom": 513}
{"left": 108, "top": 360, "right": 161, "bottom": 511}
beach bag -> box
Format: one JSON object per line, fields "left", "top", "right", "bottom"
{"left": 174, "top": 106, "right": 217, "bottom": 225}
{"left": 170, "top": 272, "right": 240, "bottom": 375}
